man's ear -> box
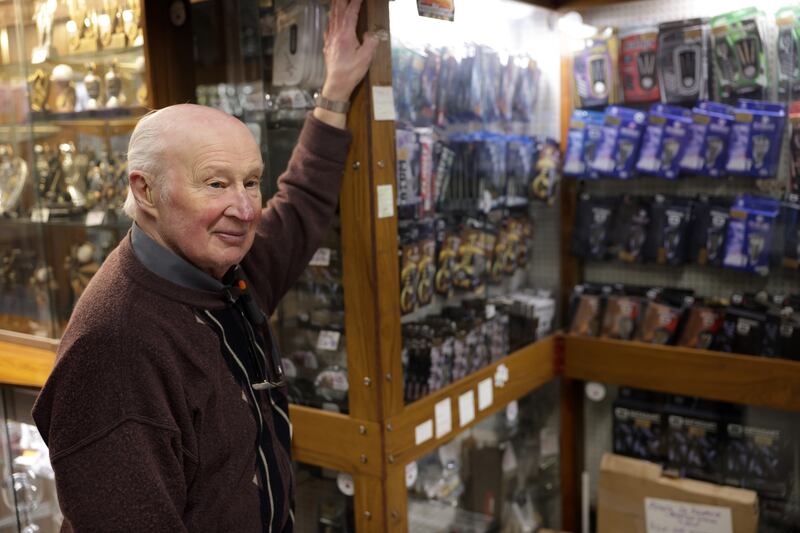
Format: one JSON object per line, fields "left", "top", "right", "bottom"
{"left": 129, "top": 171, "right": 158, "bottom": 217}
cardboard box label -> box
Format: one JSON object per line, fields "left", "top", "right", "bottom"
{"left": 645, "top": 497, "right": 732, "bottom": 533}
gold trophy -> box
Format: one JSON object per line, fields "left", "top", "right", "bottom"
{"left": 27, "top": 69, "right": 50, "bottom": 112}
{"left": 50, "top": 64, "right": 76, "bottom": 112}
{"left": 122, "top": 0, "right": 142, "bottom": 46}
{"left": 134, "top": 55, "right": 148, "bottom": 106}
{"left": 31, "top": 0, "right": 57, "bottom": 64}
{"left": 104, "top": 59, "right": 124, "bottom": 108}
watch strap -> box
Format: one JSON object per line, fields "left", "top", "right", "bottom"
{"left": 315, "top": 94, "right": 350, "bottom": 114}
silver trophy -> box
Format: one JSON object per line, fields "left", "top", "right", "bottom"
{"left": 0, "top": 145, "right": 28, "bottom": 216}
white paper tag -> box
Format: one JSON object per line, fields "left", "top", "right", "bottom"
{"left": 477, "top": 378, "right": 493, "bottom": 411}
{"left": 415, "top": 419, "right": 433, "bottom": 445}
{"left": 372, "top": 86, "right": 397, "bottom": 121}
{"left": 377, "top": 184, "right": 394, "bottom": 218}
{"left": 86, "top": 210, "right": 105, "bottom": 226}
{"left": 485, "top": 304, "right": 496, "bottom": 320}
{"left": 645, "top": 498, "right": 733, "bottom": 533}
{"left": 494, "top": 363, "right": 509, "bottom": 388}
{"left": 316, "top": 330, "right": 341, "bottom": 351}
{"left": 405, "top": 461, "right": 418, "bottom": 488}
{"left": 336, "top": 472, "right": 355, "bottom": 496}
{"left": 30, "top": 208, "right": 50, "bottom": 223}
{"left": 540, "top": 427, "right": 558, "bottom": 457}
{"left": 309, "top": 247, "right": 331, "bottom": 267}
{"left": 505, "top": 400, "right": 519, "bottom": 424}
{"left": 458, "top": 390, "right": 475, "bottom": 427}
{"left": 434, "top": 398, "right": 452, "bottom": 439}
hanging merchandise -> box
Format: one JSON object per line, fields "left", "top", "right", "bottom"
{"left": 563, "top": 109, "right": 605, "bottom": 178}
{"left": 710, "top": 8, "right": 768, "bottom": 103}
{"left": 567, "top": 284, "right": 606, "bottom": 337}
{"left": 399, "top": 223, "right": 421, "bottom": 315}
{"left": 505, "top": 135, "right": 535, "bottom": 204}
{"left": 613, "top": 388, "right": 666, "bottom": 464}
{"left": 530, "top": 138, "right": 561, "bottom": 203}
{"left": 590, "top": 105, "right": 647, "bottom": 179}
{"left": 657, "top": 19, "right": 711, "bottom": 106}
{"left": 725, "top": 100, "right": 787, "bottom": 179}
{"left": 272, "top": 1, "right": 327, "bottom": 89}
{"left": 416, "top": 128, "right": 436, "bottom": 219}
{"left": 601, "top": 290, "right": 644, "bottom": 340}
{"left": 677, "top": 303, "right": 724, "bottom": 350}
{"left": 688, "top": 196, "right": 732, "bottom": 267}
{"left": 620, "top": 27, "right": 660, "bottom": 104}
{"left": 665, "top": 396, "right": 724, "bottom": 483}
{"left": 573, "top": 30, "right": 620, "bottom": 109}
{"left": 609, "top": 195, "right": 650, "bottom": 263}
{"left": 783, "top": 196, "right": 800, "bottom": 270}
{"left": 512, "top": 57, "right": 541, "bottom": 124}
{"left": 722, "top": 195, "right": 780, "bottom": 276}
{"left": 644, "top": 195, "right": 692, "bottom": 266}
{"left": 790, "top": 102, "right": 800, "bottom": 193}
{"left": 571, "top": 194, "right": 616, "bottom": 260}
{"left": 635, "top": 289, "right": 695, "bottom": 346}
{"left": 396, "top": 128, "right": 420, "bottom": 220}
{"left": 679, "top": 101, "right": 735, "bottom": 177}
{"left": 776, "top": 6, "right": 800, "bottom": 102}
{"left": 635, "top": 104, "right": 692, "bottom": 179}
{"left": 416, "top": 0, "right": 454, "bottom": 22}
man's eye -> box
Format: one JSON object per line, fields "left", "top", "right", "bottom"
{"left": 208, "top": 181, "right": 224, "bottom": 189}
{"left": 246, "top": 179, "right": 260, "bottom": 189}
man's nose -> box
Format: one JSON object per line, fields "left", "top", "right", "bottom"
{"left": 225, "top": 187, "right": 257, "bottom": 222}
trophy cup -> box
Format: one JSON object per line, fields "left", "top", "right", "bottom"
{"left": 50, "top": 64, "right": 76, "bottom": 113}
{"left": 122, "top": 0, "right": 143, "bottom": 46}
{"left": 26, "top": 69, "right": 49, "bottom": 113}
{"left": 109, "top": 0, "right": 128, "bottom": 48}
{"left": 0, "top": 145, "right": 28, "bottom": 217}
{"left": 31, "top": 0, "right": 57, "bottom": 64}
{"left": 104, "top": 59, "right": 124, "bottom": 108}
{"left": 83, "top": 62, "right": 102, "bottom": 110}
{"left": 134, "top": 55, "right": 148, "bottom": 106}
{"left": 59, "top": 143, "right": 87, "bottom": 210}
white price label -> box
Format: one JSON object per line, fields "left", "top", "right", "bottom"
{"left": 86, "top": 210, "right": 105, "bottom": 226}
{"left": 477, "top": 377, "right": 493, "bottom": 411}
{"left": 377, "top": 184, "right": 394, "bottom": 219}
{"left": 316, "top": 330, "right": 341, "bottom": 352}
{"left": 309, "top": 248, "right": 331, "bottom": 267}
{"left": 30, "top": 208, "right": 50, "bottom": 223}
{"left": 645, "top": 498, "right": 732, "bottom": 533}
{"left": 415, "top": 419, "right": 433, "bottom": 445}
{"left": 372, "top": 86, "right": 397, "bottom": 121}
{"left": 458, "top": 390, "right": 475, "bottom": 427}
{"left": 434, "top": 398, "right": 452, "bottom": 439}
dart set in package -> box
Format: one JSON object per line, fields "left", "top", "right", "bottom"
{"left": 563, "top": 109, "right": 605, "bottom": 178}
{"left": 791, "top": 102, "right": 800, "bottom": 193}
{"left": 272, "top": 1, "right": 327, "bottom": 89}
{"left": 590, "top": 106, "right": 647, "bottom": 179}
{"left": 620, "top": 27, "right": 660, "bottom": 104}
{"left": 722, "top": 195, "right": 780, "bottom": 276}
{"left": 573, "top": 31, "right": 620, "bottom": 109}
{"left": 726, "top": 100, "right": 787, "bottom": 179}
{"left": 776, "top": 6, "right": 800, "bottom": 101}
{"left": 657, "top": 19, "right": 711, "bottom": 106}
{"left": 636, "top": 104, "right": 692, "bottom": 179}
{"left": 710, "top": 8, "right": 768, "bottom": 103}
{"left": 680, "top": 101, "right": 735, "bottom": 177}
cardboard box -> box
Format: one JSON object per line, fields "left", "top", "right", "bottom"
{"left": 598, "top": 453, "right": 758, "bottom": 533}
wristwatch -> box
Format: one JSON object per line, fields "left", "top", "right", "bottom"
{"left": 315, "top": 94, "right": 350, "bottom": 114}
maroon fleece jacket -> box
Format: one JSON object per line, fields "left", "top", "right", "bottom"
{"left": 32, "top": 115, "right": 351, "bottom": 532}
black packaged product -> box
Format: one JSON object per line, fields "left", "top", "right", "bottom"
{"left": 567, "top": 284, "right": 606, "bottom": 337}
{"left": 665, "top": 396, "right": 724, "bottom": 483}
{"left": 783, "top": 196, "right": 800, "bottom": 270}
{"left": 601, "top": 288, "right": 645, "bottom": 340}
{"left": 613, "top": 388, "right": 666, "bottom": 464}
{"left": 610, "top": 196, "right": 650, "bottom": 263}
{"left": 688, "top": 197, "right": 731, "bottom": 266}
{"left": 645, "top": 196, "right": 692, "bottom": 265}
{"left": 713, "top": 298, "right": 767, "bottom": 355}
{"left": 571, "top": 194, "right": 616, "bottom": 261}
{"left": 395, "top": 128, "right": 420, "bottom": 220}
{"left": 677, "top": 303, "right": 724, "bottom": 350}
{"left": 725, "top": 408, "right": 795, "bottom": 500}
{"left": 776, "top": 7, "right": 800, "bottom": 102}
{"left": 791, "top": 103, "right": 800, "bottom": 194}
{"left": 657, "top": 19, "right": 711, "bottom": 105}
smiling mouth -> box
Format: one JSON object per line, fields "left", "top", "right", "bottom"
{"left": 214, "top": 231, "right": 248, "bottom": 244}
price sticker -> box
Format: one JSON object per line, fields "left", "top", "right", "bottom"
{"left": 86, "top": 210, "right": 106, "bottom": 226}
{"left": 316, "top": 330, "right": 341, "bottom": 352}
{"left": 309, "top": 248, "right": 331, "bottom": 267}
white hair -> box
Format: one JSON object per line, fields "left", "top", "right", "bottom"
{"left": 122, "top": 109, "right": 171, "bottom": 220}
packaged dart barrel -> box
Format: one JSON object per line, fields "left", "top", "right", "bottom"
{"left": 573, "top": 30, "right": 620, "bottom": 109}
{"left": 657, "top": 19, "right": 711, "bottom": 105}
{"left": 710, "top": 8, "right": 768, "bottom": 103}
{"left": 620, "top": 26, "right": 660, "bottom": 104}
{"left": 776, "top": 6, "right": 800, "bottom": 101}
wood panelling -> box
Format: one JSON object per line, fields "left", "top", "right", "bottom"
{"left": 384, "top": 464, "right": 409, "bottom": 533}
{"left": 142, "top": 0, "right": 196, "bottom": 107}
{"left": 563, "top": 335, "right": 800, "bottom": 412}
{"left": 354, "top": 473, "right": 387, "bottom": 533}
{"left": 0, "top": 340, "right": 56, "bottom": 389}
{"left": 559, "top": 376, "right": 583, "bottom": 532}
{"left": 385, "top": 337, "right": 557, "bottom": 466}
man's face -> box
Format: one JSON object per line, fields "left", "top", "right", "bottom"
{"left": 154, "top": 119, "right": 263, "bottom": 279}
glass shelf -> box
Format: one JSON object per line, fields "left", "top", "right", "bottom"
{"left": 0, "top": 45, "right": 144, "bottom": 73}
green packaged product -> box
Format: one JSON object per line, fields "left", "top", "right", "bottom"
{"left": 711, "top": 8, "right": 768, "bottom": 102}
{"left": 777, "top": 6, "right": 800, "bottom": 101}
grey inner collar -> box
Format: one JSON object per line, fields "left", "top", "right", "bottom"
{"left": 131, "top": 223, "right": 225, "bottom": 292}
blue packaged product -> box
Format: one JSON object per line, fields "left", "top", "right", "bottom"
{"left": 590, "top": 106, "right": 647, "bottom": 179}
{"left": 563, "top": 110, "right": 605, "bottom": 178}
{"left": 782, "top": 195, "right": 800, "bottom": 270}
{"left": 726, "top": 100, "right": 787, "bottom": 178}
{"left": 636, "top": 104, "right": 692, "bottom": 179}
{"left": 680, "top": 102, "right": 735, "bottom": 177}
{"left": 722, "top": 196, "right": 780, "bottom": 275}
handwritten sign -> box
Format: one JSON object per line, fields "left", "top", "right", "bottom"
{"left": 645, "top": 498, "right": 732, "bottom": 533}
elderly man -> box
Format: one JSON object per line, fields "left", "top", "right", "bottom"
{"left": 32, "top": 1, "right": 378, "bottom": 531}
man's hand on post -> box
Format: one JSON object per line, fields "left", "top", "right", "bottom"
{"left": 313, "top": 0, "right": 381, "bottom": 129}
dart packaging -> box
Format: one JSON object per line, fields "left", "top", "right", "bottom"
{"left": 601, "top": 293, "right": 643, "bottom": 340}
{"left": 611, "top": 195, "right": 650, "bottom": 262}
{"left": 776, "top": 6, "right": 800, "bottom": 101}
{"left": 636, "top": 104, "right": 692, "bottom": 179}
{"left": 790, "top": 102, "right": 800, "bottom": 193}
{"left": 657, "top": 19, "right": 711, "bottom": 105}
{"left": 677, "top": 303, "right": 724, "bottom": 350}
{"left": 573, "top": 30, "right": 620, "bottom": 109}
{"left": 726, "top": 100, "right": 787, "bottom": 179}
{"left": 620, "top": 27, "right": 660, "bottom": 104}
{"left": 711, "top": 8, "right": 768, "bottom": 103}
{"left": 590, "top": 106, "right": 647, "bottom": 179}
{"left": 613, "top": 388, "right": 666, "bottom": 464}
{"left": 571, "top": 194, "right": 616, "bottom": 260}
{"left": 563, "top": 110, "right": 605, "bottom": 178}
{"left": 680, "top": 102, "right": 735, "bottom": 177}
{"left": 782, "top": 195, "right": 800, "bottom": 270}
{"left": 665, "top": 396, "right": 724, "bottom": 483}
{"left": 396, "top": 128, "right": 421, "bottom": 220}
{"left": 646, "top": 195, "right": 692, "bottom": 266}
{"left": 723, "top": 195, "right": 780, "bottom": 275}
{"left": 688, "top": 196, "right": 732, "bottom": 266}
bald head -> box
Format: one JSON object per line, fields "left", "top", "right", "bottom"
{"left": 123, "top": 104, "right": 261, "bottom": 219}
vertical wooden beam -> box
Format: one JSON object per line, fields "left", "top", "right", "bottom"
{"left": 142, "top": 0, "right": 196, "bottom": 107}
{"left": 384, "top": 464, "right": 409, "bottom": 533}
{"left": 560, "top": 377, "right": 584, "bottom": 532}
{"left": 353, "top": 474, "right": 387, "bottom": 533}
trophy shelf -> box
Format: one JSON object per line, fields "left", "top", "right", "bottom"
{"left": 0, "top": 44, "right": 144, "bottom": 72}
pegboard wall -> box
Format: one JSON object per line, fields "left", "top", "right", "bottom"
{"left": 573, "top": 0, "right": 800, "bottom": 301}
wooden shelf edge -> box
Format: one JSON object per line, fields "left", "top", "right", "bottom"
{"left": 562, "top": 335, "right": 800, "bottom": 412}
{"left": 289, "top": 404, "right": 383, "bottom": 477}
{"left": 0, "top": 339, "right": 57, "bottom": 389}
{"left": 385, "top": 336, "right": 558, "bottom": 465}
